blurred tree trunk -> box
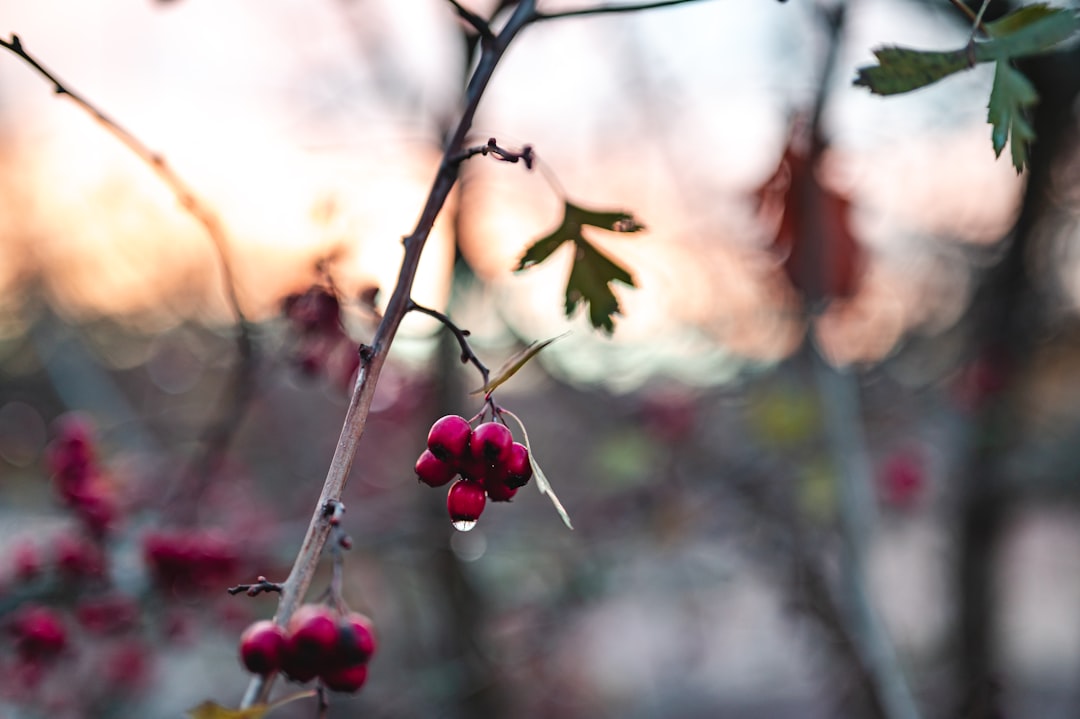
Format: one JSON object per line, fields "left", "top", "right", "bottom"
{"left": 953, "top": 49, "right": 1080, "bottom": 719}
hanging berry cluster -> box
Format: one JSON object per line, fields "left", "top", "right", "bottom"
{"left": 45, "top": 415, "right": 117, "bottom": 537}
{"left": 415, "top": 414, "right": 533, "bottom": 531}
{"left": 238, "top": 604, "right": 376, "bottom": 694}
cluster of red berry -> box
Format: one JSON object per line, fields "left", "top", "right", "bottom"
{"left": 282, "top": 285, "right": 360, "bottom": 390}
{"left": 142, "top": 529, "right": 241, "bottom": 596}
{"left": 415, "top": 415, "right": 532, "bottom": 530}
{"left": 45, "top": 415, "right": 117, "bottom": 537}
{"left": 239, "top": 604, "right": 376, "bottom": 693}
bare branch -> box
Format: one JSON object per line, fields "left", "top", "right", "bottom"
{"left": 446, "top": 0, "right": 495, "bottom": 43}
{"left": 532, "top": 0, "right": 713, "bottom": 22}
{"left": 0, "top": 34, "right": 250, "bottom": 334}
{"left": 238, "top": 0, "right": 541, "bottom": 707}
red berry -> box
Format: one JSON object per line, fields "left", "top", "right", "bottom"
{"left": 321, "top": 662, "right": 368, "bottom": 693}
{"left": 455, "top": 452, "right": 492, "bottom": 484}
{"left": 284, "top": 605, "right": 338, "bottom": 680}
{"left": 239, "top": 620, "right": 287, "bottom": 676}
{"left": 10, "top": 606, "right": 67, "bottom": 661}
{"left": 335, "top": 612, "right": 377, "bottom": 665}
{"left": 503, "top": 442, "right": 532, "bottom": 489}
{"left": 447, "top": 479, "right": 486, "bottom": 527}
{"left": 415, "top": 450, "right": 457, "bottom": 488}
{"left": 485, "top": 472, "right": 518, "bottom": 502}
{"left": 469, "top": 422, "right": 513, "bottom": 465}
{"left": 427, "top": 415, "right": 472, "bottom": 462}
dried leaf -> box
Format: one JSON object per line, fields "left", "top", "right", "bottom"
{"left": 471, "top": 333, "right": 568, "bottom": 396}
{"left": 502, "top": 410, "right": 572, "bottom": 529}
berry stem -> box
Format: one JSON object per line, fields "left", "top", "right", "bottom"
{"left": 239, "top": 2, "right": 539, "bottom": 707}
{"left": 407, "top": 300, "right": 491, "bottom": 387}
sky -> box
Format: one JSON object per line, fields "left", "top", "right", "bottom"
{"left": 0, "top": 0, "right": 1031, "bottom": 385}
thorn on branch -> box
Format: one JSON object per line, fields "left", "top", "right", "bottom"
{"left": 228, "top": 576, "right": 284, "bottom": 597}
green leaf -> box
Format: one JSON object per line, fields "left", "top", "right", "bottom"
{"left": 853, "top": 46, "right": 973, "bottom": 95}
{"left": 854, "top": 6, "right": 1079, "bottom": 96}
{"left": 516, "top": 201, "right": 643, "bottom": 334}
{"left": 502, "top": 409, "right": 572, "bottom": 530}
{"left": 187, "top": 692, "right": 315, "bottom": 719}
{"left": 979, "top": 5, "right": 1080, "bottom": 60}
{"left": 987, "top": 60, "right": 1038, "bottom": 172}
{"left": 471, "top": 333, "right": 568, "bottom": 396}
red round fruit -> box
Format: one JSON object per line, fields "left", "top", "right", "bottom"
{"left": 469, "top": 422, "right": 513, "bottom": 465}
{"left": 427, "top": 415, "right": 472, "bottom": 462}
{"left": 239, "top": 620, "right": 288, "bottom": 676}
{"left": 10, "top": 606, "right": 67, "bottom": 661}
{"left": 503, "top": 442, "right": 532, "bottom": 489}
{"left": 321, "top": 662, "right": 368, "bottom": 693}
{"left": 335, "top": 612, "right": 377, "bottom": 665}
{"left": 284, "top": 605, "right": 338, "bottom": 679}
{"left": 447, "top": 479, "right": 486, "bottom": 524}
{"left": 415, "top": 450, "right": 457, "bottom": 488}
{"left": 485, "top": 472, "right": 518, "bottom": 502}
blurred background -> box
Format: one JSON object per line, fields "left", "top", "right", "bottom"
{"left": 1, "top": 0, "right": 1080, "bottom": 717}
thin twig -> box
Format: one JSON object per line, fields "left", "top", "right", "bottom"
{"left": 532, "top": 0, "right": 712, "bottom": 22}
{"left": 407, "top": 300, "right": 491, "bottom": 386}
{"left": 451, "top": 136, "right": 534, "bottom": 168}
{"left": 813, "top": 354, "right": 922, "bottom": 719}
{"left": 945, "top": 0, "right": 987, "bottom": 34}
{"left": 0, "top": 34, "right": 250, "bottom": 333}
{"left": 0, "top": 34, "right": 260, "bottom": 514}
{"left": 969, "top": 0, "right": 992, "bottom": 41}
{"left": 446, "top": 0, "right": 495, "bottom": 44}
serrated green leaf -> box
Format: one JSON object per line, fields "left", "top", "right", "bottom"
{"left": 985, "top": 3, "right": 1063, "bottom": 37}
{"left": 565, "top": 240, "right": 634, "bottom": 334}
{"left": 187, "top": 692, "right": 315, "bottom": 719}
{"left": 977, "top": 6, "right": 1080, "bottom": 60}
{"left": 853, "top": 46, "right": 973, "bottom": 95}
{"left": 471, "top": 333, "right": 568, "bottom": 395}
{"left": 988, "top": 60, "right": 1039, "bottom": 172}
{"left": 502, "top": 409, "right": 572, "bottom": 530}
{"left": 854, "top": 7, "right": 1079, "bottom": 96}
{"left": 516, "top": 201, "right": 642, "bottom": 333}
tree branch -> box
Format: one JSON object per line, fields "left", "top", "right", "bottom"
{"left": 0, "top": 34, "right": 261, "bottom": 519}
{"left": 532, "top": 0, "right": 713, "bottom": 22}
{"left": 446, "top": 0, "right": 495, "bottom": 43}
{"left": 238, "top": 0, "right": 540, "bottom": 707}
{"left": 408, "top": 300, "right": 491, "bottom": 387}
{"left": 0, "top": 34, "right": 251, "bottom": 335}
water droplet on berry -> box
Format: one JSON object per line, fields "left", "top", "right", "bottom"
{"left": 451, "top": 519, "right": 477, "bottom": 532}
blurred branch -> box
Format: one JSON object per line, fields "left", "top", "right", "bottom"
{"left": 814, "top": 356, "right": 922, "bottom": 719}
{"left": 0, "top": 34, "right": 251, "bottom": 335}
{"left": 446, "top": 0, "right": 495, "bottom": 43}
{"left": 0, "top": 34, "right": 260, "bottom": 511}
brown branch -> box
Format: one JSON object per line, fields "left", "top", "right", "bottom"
{"left": 238, "top": 0, "right": 540, "bottom": 706}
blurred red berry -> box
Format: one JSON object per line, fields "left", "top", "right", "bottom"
{"left": 239, "top": 620, "right": 288, "bottom": 676}
{"left": 284, "top": 605, "right": 338, "bottom": 680}
{"left": 334, "top": 612, "right": 376, "bottom": 666}
{"left": 321, "top": 662, "right": 368, "bottom": 693}
{"left": 10, "top": 606, "right": 67, "bottom": 662}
